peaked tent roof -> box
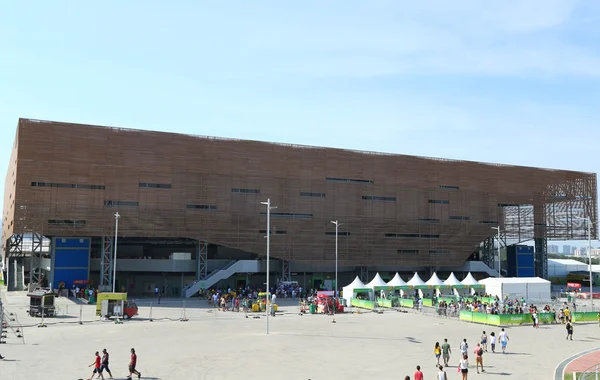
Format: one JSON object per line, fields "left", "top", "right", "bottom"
{"left": 345, "top": 276, "right": 368, "bottom": 289}
{"left": 425, "top": 272, "right": 445, "bottom": 286}
{"left": 443, "top": 272, "right": 462, "bottom": 286}
{"left": 407, "top": 272, "right": 426, "bottom": 286}
{"left": 387, "top": 272, "right": 407, "bottom": 287}
{"left": 461, "top": 272, "right": 480, "bottom": 286}
{"left": 366, "top": 273, "right": 388, "bottom": 288}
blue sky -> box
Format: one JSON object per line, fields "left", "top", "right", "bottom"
{"left": 1, "top": 1, "right": 599, "bottom": 246}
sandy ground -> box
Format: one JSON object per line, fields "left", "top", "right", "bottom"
{"left": 1, "top": 291, "right": 599, "bottom": 380}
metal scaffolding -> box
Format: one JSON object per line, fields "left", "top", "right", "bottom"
{"left": 196, "top": 240, "right": 208, "bottom": 280}
{"left": 534, "top": 238, "right": 548, "bottom": 279}
{"left": 100, "top": 235, "right": 113, "bottom": 287}
{"left": 359, "top": 266, "right": 368, "bottom": 283}
{"left": 281, "top": 260, "right": 291, "bottom": 282}
{"left": 29, "top": 232, "right": 44, "bottom": 285}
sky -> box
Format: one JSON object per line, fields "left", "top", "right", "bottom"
{"left": 1, "top": 1, "right": 599, "bottom": 247}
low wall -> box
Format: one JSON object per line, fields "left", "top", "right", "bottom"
{"left": 459, "top": 311, "right": 556, "bottom": 326}
{"left": 351, "top": 298, "right": 375, "bottom": 310}
{"left": 572, "top": 312, "right": 599, "bottom": 323}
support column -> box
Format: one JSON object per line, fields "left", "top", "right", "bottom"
{"left": 479, "top": 237, "right": 494, "bottom": 269}
{"left": 359, "top": 266, "right": 368, "bottom": 283}
{"left": 100, "top": 235, "right": 113, "bottom": 288}
{"left": 281, "top": 260, "right": 291, "bottom": 282}
{"left": 29, "top": 232, "right": 43, "bottom": 285}
{"left": 534, "top": 205, "right": 548, "bottom": 279}
{"left": 5, "top": 234, "right": 23, "bottom": 291}
{"left": 196, "top": 240, "right": 208, "bottom": 280}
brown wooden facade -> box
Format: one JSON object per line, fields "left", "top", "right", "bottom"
{"left": 3, "top": 118, "right": 597, "bottom": 267}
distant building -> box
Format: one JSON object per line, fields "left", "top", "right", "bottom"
{"left": 563, "top": 245, "right": 572, "bottom": 255}
{"left": 548, "top": 245, "right": 559, "bottom": 253}
{"left": 574, "top": 247, "right": 588, "bottom": 257}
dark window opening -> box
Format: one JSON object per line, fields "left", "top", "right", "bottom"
{"left": 259, "top": 212, "right": 313, "bottom": 219}
{"left": 186, "top": 204, "right": 217, "bottom": 210}
{"left": 258, "top": 229, "right": 287, "bottom": 234}
{"left": 479, "top": 220, "right": 498, "bottom": 224}
{"left": 449, "top": 216, "right": 470, "bottom": 220}
{"left": 439, "top": 185, "right": 459, "bottom": 190}
{"left": 32, "top": 181, "right": 105, "bottom": 190}
{"left": 429, "top": 249, "right": 450, "bottom": 255}
{"left": 104, "top": 200, "right": 139, "bottom": 207}
{"left": 300, "top": 192, "right": 326, "bottom": 198}
{"left": 362, "top": 196, "right": 396, "bottom": 202}
{"left": 325, "top": 231, "right": 351, "bottom": 236}
{"left": 397, "top": 249, "right": 419, "bottom": 254}
{"left": 498, "top": 203, "right": 519, "bottom": 207}
{"left": 419, "top": 218, "right": 440, "bottom": 223}
{"left": 429, "top": 199, "right": 449, "bottom": 204}
{"left": 139, "top": 183, "right": 172, "bottom": 189}
{"left": 232, "top": 188, "right": 260, "bottom": 194}
{"left": 385, "top": 233, "right": 439, "bottom": 239}
{"left": 325, "top": 177, "right": 373, "bottom": 184}
{"left": 48, "top": 219, "right": 86, "bottom": 227}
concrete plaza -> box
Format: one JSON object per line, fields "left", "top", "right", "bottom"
{"left": 1, "top": 291, "right": 599, "bottom": 380}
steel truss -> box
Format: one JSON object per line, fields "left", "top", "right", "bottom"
{"left": 359, "top": 266, "right": 368, "bottom": 283}
{"left": 100, "top": 235, "right": 113, "bottom": 287}
{"left": 196, "top": 240, "right": 208, "bottom": 280}
{"left": 534, "top": 238, "right": 548, "bottom": 279}
{"left": 281, "top": 260, "right": 291, "bottom": 282}
{"left": 6, "top": 234, "right": 23, "bottom": 258}
{"left": 29, "top": 232, "right": 43, "bottom": 284}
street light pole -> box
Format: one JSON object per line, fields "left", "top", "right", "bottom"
{"left": 587, "top": 218, "right": 594, "bottom": 311}
{"left": 112, "top": 212, "right": 120, "bottom": 293}
{"left": 330, "top": 220, "right": 341, "bottom": 323}
{"left": 491, "top": 227, "right": 502, "bottom": 278}
{"left": 261, "top": 199, "right": 277, "bottom": 335}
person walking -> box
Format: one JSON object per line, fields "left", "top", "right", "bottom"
{"left": 566, "top": 321, "right": 573, "bottom": 340}
{"left": 441, "top": 338, "right": 451, "bottom": 367}
{"left": 100, "top": 349, "right": 113, "bottom": 378}
{"left": 480, "top": 331, "right": 488, "bottom": 352}
{"left": 474, "top": 343, "right": 485, "bottom": 373}
{"left": 434, "top": 342, "right": 442, "bottom": 367}
{"left": 88, "top": 351, "right": 105, "bottom": 380}
{"left": 437, "top": 365, "right": 447, "bottom": 380}
{"left": 499, "top": 328, "right": 509, "bottom": 353}
{"left": 127, "top": 348, "right": 141, "bottom": 380}
{"left": 413, "top": 365, "right": 424, "bottom": 380}
{"left": 458, "top": 354, "right": 469, "bottom": 380}
{"left": 489, "top": 332, "right": 496, "bottom": 353}
{"left": 460, "top": 338, "right": 469, "bottom": 357}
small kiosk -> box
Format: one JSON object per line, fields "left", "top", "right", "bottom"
{"left": 27, "top": 290, "right": 56, "bottom": 317}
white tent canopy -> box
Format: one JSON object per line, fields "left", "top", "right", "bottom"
{"left": 479, "top": 277, "right": 551, "bottom": 302}
{"left": 425, "top": 272, "right": 444, "bottom": 286}
{"left": 407, "top": 272, "right": 426, "bottom": 286}
{"left": 443, "top": 272, "right": 462, "bottom": 286}
{"left": 461, "top": 272, "right": 480, "bottom": 286}
{"left": 342, "top": 276, "right": 370, "bottom": 306}
{"left": 366, "top": 273, "right": 388, "bottom": 289}
{"left": 387, "top": 273, "right": 407, "bottom": 287}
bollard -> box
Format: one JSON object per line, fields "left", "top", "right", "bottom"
{"left": 181, "top": 300, "right": 188, "bottom": 322}
{"left": 149, "top": 302, "right": 153, "bottom": 322}
{"left": 79, "top": 305, "right": 83, "bottom": 325}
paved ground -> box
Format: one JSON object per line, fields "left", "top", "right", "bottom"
{"left": 1, "top": 290, "right": 600, "bottom": 380}
{"left": 565, "top": 349, "right": 600, "bottom": 376}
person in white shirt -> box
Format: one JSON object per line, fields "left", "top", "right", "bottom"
{"left": 437, "top": 365, "right": 447, "bottom": 380}
{"left": 458, "top": 354, "right": 469, "bottom": 380}
{"left": 489, "top": 332, "right": 497, "bottom": 353}
{"left": 499, "top": 328, "right": 509, "bottom": 353}
{"left": 270, "top": 294, "right": 277, "bottom": 316}
{"left": 460, "top": 339, "right": 469, "bottom": 356}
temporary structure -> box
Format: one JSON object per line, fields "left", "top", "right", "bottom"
{"left": 425, "top": 272, "right": 444, "bottom": 286}
{"left": 407, "top": 272, "right": 426, "bottom": 287}
{"left": 443, "top": 272, "right": 462, "bottom": 287}
{"left": 461, "top": 272, "right": 483, "bottom": 287}
{"left": 366, "top": 273, "right": 390, "bottom": 298}
{"left": 479, "top": 277, "right": 551, "bottom": 302}
{"left": 387, "top": 273, "right": 407, "bottom": 288}
{"left": 342, "top": 276, "right": 371, "bottom": 306}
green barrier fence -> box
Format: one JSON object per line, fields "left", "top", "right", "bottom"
{"left": 351, "top": 298, "right": 375, "bottom": 310}
{"left": 399, "top": 299, "right": 414, "bottom": 308}
{"left": 423, "top": 298, "right": 433, "bottom": 307}
{"left": 572, "top": 312, "right": 599, "bottom": 323}
{"left": 459, "top": 311, "right": 557, "bottom": 326}
{"left": 376, "top": 298, "right": 393, "bottom": 308}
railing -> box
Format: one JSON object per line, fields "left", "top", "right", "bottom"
{"left": 577, "top": 363, "right": 600, "bottom": 379}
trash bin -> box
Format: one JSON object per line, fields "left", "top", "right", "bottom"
{"left": 309, "top": 304, "right": 316, "bottom": 314}
{"left": 568, "top": 295, "right": 572, "bottom": 302}
{"left": 89, "top": 295, "right": 96, "bottom": 305}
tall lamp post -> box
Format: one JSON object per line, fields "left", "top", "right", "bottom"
{"left": 331, "top": 220, "right": 341, "bottom": 323}
{"left": 575, "top": 217, "right": 594, "bottom": 310}
{"left": 261, "top": 199, "right": 277, "bottom": 334}
{"left": 491, "top": 227, "right": 502, "bottom": 278}
{"left": 112, "top": 212, "right": 120, "bottom": 293}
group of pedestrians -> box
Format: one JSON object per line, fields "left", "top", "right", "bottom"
{"left": 404, "top": 328, "right": 511, "bottom": 379}
{"left": 87, "top": 348, "right": 141, "bottom": 380}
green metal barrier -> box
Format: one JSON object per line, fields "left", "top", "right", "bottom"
{"left": 351, "top": 298, "right": 375, "bottom": 310}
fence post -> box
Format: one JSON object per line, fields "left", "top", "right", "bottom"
{"left": 149, "top": 302, "right": 153, "bottom": 322}
{"left": 79, "top": 305, "right": 83, "bottom": 325}
{"left": 595, "top": 364, "right": 598, "bottom": 380}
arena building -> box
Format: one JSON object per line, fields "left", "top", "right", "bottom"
{"left": 1, "top": 119, "right": 597, "bottom": 296}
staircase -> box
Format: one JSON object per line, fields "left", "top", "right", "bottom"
{"left": 184, "top": 260, "right": 262, "bottom": 298}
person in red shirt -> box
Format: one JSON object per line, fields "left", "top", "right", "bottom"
{"left": 127, "top": 348, "right": 141, "bottom": 380}
{"left": 414, "top": 365, "right": 424, "bottom": 380}
{"left": 88, "top": 351, "right": 105, "bottom": 380}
